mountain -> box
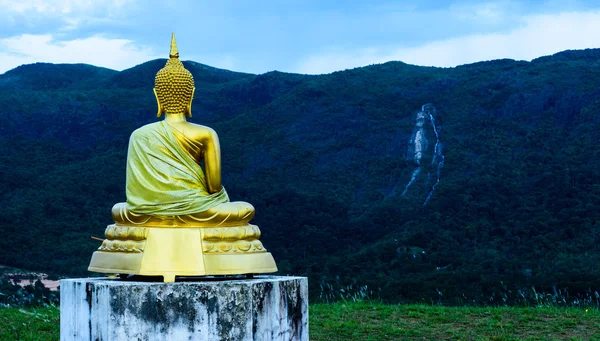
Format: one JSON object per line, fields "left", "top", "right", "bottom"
{"left": 0, "top": 63, "right": 117, "bottom": 90}
{"left": 1, "top": 50, "right": 600, "bottom": 303}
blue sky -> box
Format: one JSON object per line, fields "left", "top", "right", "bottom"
{"left": 1, "top": 0, "right": 600, "bottom": 74}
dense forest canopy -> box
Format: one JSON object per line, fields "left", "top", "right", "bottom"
{"left": 1, "top": 49, "right": 600, "bottom": 303}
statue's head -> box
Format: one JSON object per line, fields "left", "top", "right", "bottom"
{"left": 154, "top": 33, "right": 195, "bottom": 117}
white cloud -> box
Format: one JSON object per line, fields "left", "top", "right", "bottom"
{"left": 450, "top": 1, "right": 514, "bottom": 24}
{"left": 0, "top": 0, "right": 134, "bottom": 31}
{"left": 294, "top": 11, "right": 600, "bottom": 74}
{"left": 0, "top": 34, "right": 158, "bottom": 73}
{"left": 0, "top": 0, "right": 132, "bottom": 14}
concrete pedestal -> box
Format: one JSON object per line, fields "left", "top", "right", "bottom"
{"left": 60, "top": 276, "right": 308, "bottom": 341}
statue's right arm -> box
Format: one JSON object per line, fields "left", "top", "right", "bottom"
{"left": 202, "top": 128, "right": 223, "bottom": 193}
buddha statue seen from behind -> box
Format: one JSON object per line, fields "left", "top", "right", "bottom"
{"left": 88, "top": 34, "right": 277, "bottom": 282}
{"left": 113, "top": 34, "right": 253, "bottom": 227}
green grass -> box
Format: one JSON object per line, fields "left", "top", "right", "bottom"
{"left": 2, "top": 303, "right": 600, "bottom": 340}
{"left": 0, "top": 307, "right": 59, "bottom": 341}
{"left": 310, "top": 302, "right": 600, "bottom": 341}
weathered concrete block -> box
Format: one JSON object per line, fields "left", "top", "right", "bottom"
{"left": 60, "top": 276, "right": 308, "bottom": 341}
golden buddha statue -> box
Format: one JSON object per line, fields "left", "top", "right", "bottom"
{"left": 88, "top": 34, "right": 277, "bottom": 282}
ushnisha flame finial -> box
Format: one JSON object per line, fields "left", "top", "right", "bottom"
{"left": 153, "top": 32, "right": 195, "bottom": 117}
{"left": 169, "top": 32, "right": 179, "bottom": 59}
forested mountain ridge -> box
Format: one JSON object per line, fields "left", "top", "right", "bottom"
{"left": 1, "top": 49, "right": 600, "bottom": 303}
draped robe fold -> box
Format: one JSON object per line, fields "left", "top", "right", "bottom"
{"left": 125, "top": 121, "right": 229, "bottom": 215}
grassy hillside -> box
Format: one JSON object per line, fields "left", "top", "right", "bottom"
{"left": 1, "top": 50, "right": 600, "bottom": 302}
{"left": 2, "top": 303, "right": 600, "bottom": 340}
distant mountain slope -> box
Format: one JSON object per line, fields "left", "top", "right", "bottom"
{"left": 1, "top": 50, "right": 600, "bottom": 302}
{"left": 0, "top": 63, "right": 117, "bottom": 90}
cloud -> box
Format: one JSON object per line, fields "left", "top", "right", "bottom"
{"left": 0, "top": 0, "right": 133, "bottom": 15}
{"left": 0, "top": 0, "right": 135, "bottom": 35}
{"left": 294, "top": 11, "right": 600, "bottom": 74}
{"left": 450, "top": 1, "right": 515, "bottom": 24}
{"left": 0, "top": 34, "right": 158, "bottom": 73}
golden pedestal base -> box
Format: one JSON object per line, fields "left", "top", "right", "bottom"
{"left": 88, "top": 224, "right": 277, "bottom": 282}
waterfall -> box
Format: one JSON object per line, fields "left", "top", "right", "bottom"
{"left": 423, "top": 110, "right": 444, "bottom": 206}
{"left": 401, "top": 168, "right": 421, "bottom": 196}
{"left": 400, "top": 104, "right": 444, "bottom": 206}
{"left": 401, "top": 111, "right": 426, "bottom": 196}
{"left": 423, "top": 154, "right": 444, "bottom": 206}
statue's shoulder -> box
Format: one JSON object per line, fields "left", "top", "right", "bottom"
{"left": 180, "top": 122, "right": 218, "bottom": 142}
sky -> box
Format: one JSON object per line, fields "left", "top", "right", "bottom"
{"left": 1, "top": 0, "right": 600, "bottom": 75}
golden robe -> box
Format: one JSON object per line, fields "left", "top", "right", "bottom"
{"left": 125, "top": 121, "right": 229, "bottom": 215}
